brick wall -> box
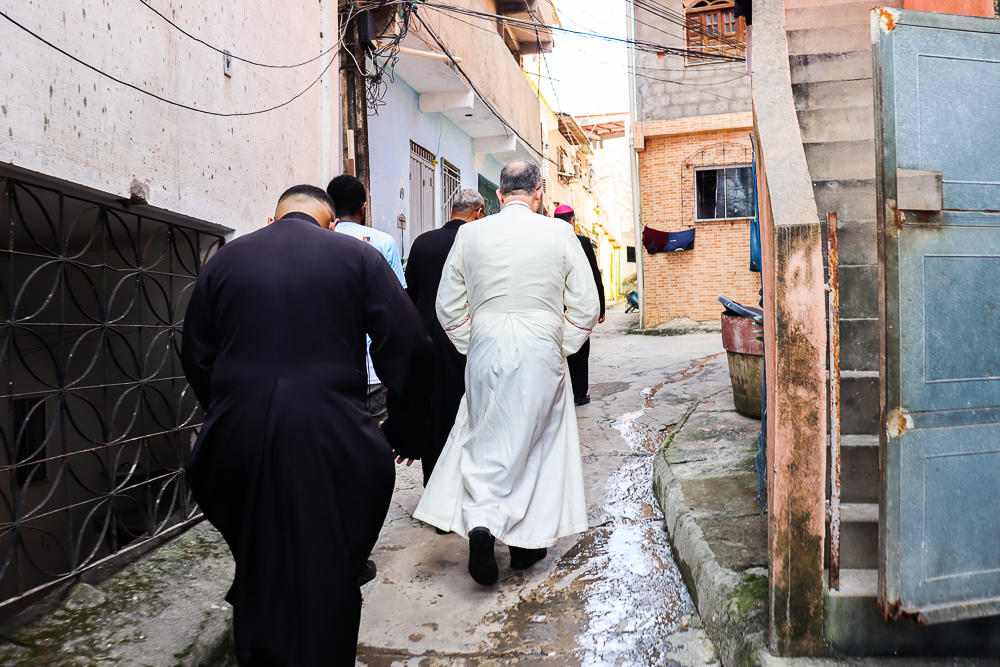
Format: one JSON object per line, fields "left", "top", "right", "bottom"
{"left": 637, "top": 114, "right": 761, "bottom": 325}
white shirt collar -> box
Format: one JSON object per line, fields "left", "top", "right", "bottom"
{"left": 503, "top": 200, "right": 533, "bottom": 211}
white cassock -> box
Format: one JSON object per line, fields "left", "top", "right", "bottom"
{"left": 412, "top": 200, "right": 601, "bottom": 548}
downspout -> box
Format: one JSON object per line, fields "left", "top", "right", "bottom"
{"left": 626, "top": 0, "right": 645, "bottom": 327}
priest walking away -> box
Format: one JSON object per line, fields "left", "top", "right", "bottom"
{"left": 404, "top": 189, "right": 486, "bottom": 486}
{"left": 413, "top": 160, "right": 601, "bottom": 585}
{"left": 553, "top": 204, "right": 606, "bottom": 406}
{"left": 182, "top": 185, "right": 432, "bottom": 666}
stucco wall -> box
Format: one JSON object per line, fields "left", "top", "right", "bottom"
{"left": 633, "top": 0, "right": 751, "bottom": 122}
{"left": 413, "top": 0, "right": 542, "bottom": 156}
{"left": 0, "top": 0, "right": 340, "bottom": 237}
{"left": 368, "top": 74, "right": 501, "bottom": 256}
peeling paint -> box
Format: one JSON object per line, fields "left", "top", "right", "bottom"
{"left": 877, "top": 7, "right": 899, "bottom": 32}
{"left": 886, "top": 407, "right": 912, "bottom": 438}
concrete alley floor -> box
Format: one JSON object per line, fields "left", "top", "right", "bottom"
{"left": 356, "top": 305, "right": 733, "bottom": 666}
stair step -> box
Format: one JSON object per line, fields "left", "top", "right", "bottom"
{"left": 833, "top": 503, "right": 878, "bottom": 569}
{"left": 841, "top": 371, "right": 878, "bottom": 435}
{"left": 826, "top": 569, "right": 1000, "bottom": 655}
{"left": 831, "top": 217, "right": 878, "bottom": 266}
{"left": 790, "top": 51, "right": 873, "bottom": 85}
{"left": 841, "top": 502, "right": 878, "bottom": 522}
{"left": 787, "top": 25, "right": 871, "bottom": 57}
{"left": 794, "top": 78, "right": 873, "bottom": 111}
{"left": 839, "top": 264, "right": 878, "bottom": 319}
{"left": 812, "top": 179, "right": 878, "bottom": 224}
{"left": 798, "top": 105, "right": 875, "bottom": 143}
{"left": 840, "top": 317, "right": 879, "bottom": 373}
{"left": 786, "top": 1, "right": 889, "bottom": 31}
{"left": 804, "top": 140, "right": 875, "bottom": 181}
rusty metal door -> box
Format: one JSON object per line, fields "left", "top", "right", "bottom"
{"left": 874, "top": 8, "right": 1000, "bottom": 624}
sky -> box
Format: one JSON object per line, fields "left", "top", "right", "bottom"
{"left": 528, "top": 0, "right": 631, "bottom": 117}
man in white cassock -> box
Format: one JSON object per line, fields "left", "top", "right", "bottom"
{"left": 413, "top": 160, "right": 601, "bottom": 585}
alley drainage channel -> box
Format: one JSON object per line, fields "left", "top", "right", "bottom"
{"left": 486, "top": 380, "right": 701, "bottom": 666}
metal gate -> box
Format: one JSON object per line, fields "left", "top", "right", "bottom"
{"left": 409, "top": 141, "right": 435, "bottom": 252}
{"left": 0, "top": 174, "right": 224, "bottom": 616}
{"left": 874, "top": 7, "right": 1000, "bottom": 624}
{"left": 441, "top": 160, "right": 461, "bottom": 224}
{"left": 478, "top": 174, "right": 501, "bottom": 216}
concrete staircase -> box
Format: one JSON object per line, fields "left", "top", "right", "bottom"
{"left": 783, "top": 0, "right": 1000, "bottom": 655}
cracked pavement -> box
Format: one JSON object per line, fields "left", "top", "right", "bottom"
{"left": 356, "top": 305, "right": 733, "bottom": 666}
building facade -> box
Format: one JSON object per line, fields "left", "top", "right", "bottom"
{"left": 0, "top": 0, "right": 340, "bottom": 617}
{"left": 366, "top": 0, "right": 558, "bottom": 256}
{"left": 629, "top": 0, "right": 755, "bottom": 326}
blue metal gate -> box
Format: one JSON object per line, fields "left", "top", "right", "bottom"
{"left": 874, "top": 7, "right": 1000, "bottom": 624}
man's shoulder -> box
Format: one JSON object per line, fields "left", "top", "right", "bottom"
{"left": 337, "top": 222, "right": 398, "bottom": 253}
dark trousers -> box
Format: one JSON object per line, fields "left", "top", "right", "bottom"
{"left": 567, "top": 338, "right": 590, "bottom": 401}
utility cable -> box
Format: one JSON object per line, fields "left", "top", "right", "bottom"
{"left": 0, "top": 10, "right": 342, "bottom": 117}
{"left": 136, "top": 0, "right": 343, "bottom": 68}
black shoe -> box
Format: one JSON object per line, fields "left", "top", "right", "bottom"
{"left": 509, "top": 546, "right": 548, "bottom": 570}
{"left": 468, "top": 527, "right": 498, "bottom": 585}
{"left": 436, "top": 527, "right": 452, "bottom": 535}
{"left": 574, "top": 394, "right": 591, "bottom": 406}
{"left": 358, "top": 559, "right": 377, "bottom": 586}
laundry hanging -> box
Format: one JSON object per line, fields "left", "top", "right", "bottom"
{"left": 642, "top": 225, "right": 696, "bottom": 255}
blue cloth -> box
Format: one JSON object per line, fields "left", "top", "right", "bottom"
{"left": 335, "top": 221, "right": 407, "bottom": 385}
{"left": 666, "top": 228, "right": 695, "bottom": 251}
{"left": 334, "top": 221, "right": 407, "bottom": 288}
{"left": 750, "top": 132, "right": 762, "bottom": 273}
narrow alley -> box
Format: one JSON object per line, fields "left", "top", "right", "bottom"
{"left": 356, "top": 307, "right": 744, "bottom": 666}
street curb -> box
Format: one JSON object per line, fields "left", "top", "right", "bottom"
{"left": 653, "top": 450, "right": 767, "bottom": 667}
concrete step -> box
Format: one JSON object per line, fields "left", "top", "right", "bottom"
{"left": 827, "top": 435, "right": 879, "bottom": 503}
{"left": 840, "top": 317, "right": 879, "bottom": 373}
{"left": 793, "top": 78, "right": 873, "bottom": 111}
{"left": 812, "top": 178, "right": 877, "bottom": 224}
{"left": 841, "top": 370, "right": 878, "bottom": 435}
{"left": 838, "top": 263, "right": 878, "bottom": 319}
{"left": 830, "top": 217, "right": 877, "bottom": 266}
{"left": 798, "top": 105, "right": 875, "bottom": 143}
{"left": 839, "top": 502, "right": 878, "bottom": 569}
{"left": 790, "top": 51, "right": 873, "bottom": 85}
{"left": 787, "top": 25, "right": 871, "bottom": 57}
{"left": 803, "top": 140, "right": 875, "bottom": 180}
{"left": 786, "top": 1, "right": 888, "bottom": 31}
{"left": 841, "top": 435, "right": 879, "bottom": 504}
{"left": 826, "top": 569, "right": 1000, "bottom": 655}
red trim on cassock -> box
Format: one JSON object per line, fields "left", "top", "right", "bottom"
{"left": 445, "top": 315, "right": 471, "bottom": 332}
{"left": 565, "top": 315, "right": 593, "bottom": 332}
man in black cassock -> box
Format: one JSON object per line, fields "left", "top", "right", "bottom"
{"left": 403, "top": 189, "right": 485, "bottom": 485}
{"left": 182, "top": 185, "right": 431, "bottom": 666}
{"left": 554, "top": 205, "right": 605, "bottom": 405}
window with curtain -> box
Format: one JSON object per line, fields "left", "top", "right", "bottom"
{"left": 695, "top": 166, "right": 755, "bottom": 220}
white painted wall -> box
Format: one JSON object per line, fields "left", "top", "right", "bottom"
{"left": 0, "top": 0, "right": 340, "bottom": 238}
{"left": 368, "top": 75, "right": 501, "bottom": 256}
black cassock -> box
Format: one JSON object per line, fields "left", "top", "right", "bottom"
{"left": 402, "top": 218, "right": 468, "bottom": 484}
{"left": 181, "top": 212, "right": 432, "bottom": 666}
{"left": 567, "top": 234, "right": 605, "bottom": 401}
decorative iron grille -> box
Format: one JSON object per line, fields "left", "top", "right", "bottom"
{"left": 441, "top": 160, "right": 461, "bottom": 224}
{"left": 478, "top": 174, "right": 501, "bottom": 216}
{"left": 0, "top": 175, "right": 224, "bottom": 613}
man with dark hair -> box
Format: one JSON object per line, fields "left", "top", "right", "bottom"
{"left": 414, "top": 160, "right": 600, "bottom": 585}
{"left": 326, "top": 174, "right": 406, "bottom": 423}
{"left": 182, "top": 184, "right": 431, "bottom": 665}
{"left": 404, "top": 189, "right": 485, "bottom": 489}
{"left": 553, "top": 204, "right": 606, "bottom": 405}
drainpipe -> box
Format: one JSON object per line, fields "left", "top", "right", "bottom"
{"left": 626, "top": 0, "right": 645, "bottom": 327}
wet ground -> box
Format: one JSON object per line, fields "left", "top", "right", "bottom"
{"left": 356, "top": 305, "right": 731, "bottom": 666}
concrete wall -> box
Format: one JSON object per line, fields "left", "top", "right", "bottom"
{"left": 632, "top": 0, "right": 751, "bottom": 122}
{"left": 0, "top": 0, "right": 340, "bottom": 237}
{"left": 414, "top": 0, "right": 543, "bottom": 156}
{"left": 367, "top": 75, "right": 501, "bottom": 256}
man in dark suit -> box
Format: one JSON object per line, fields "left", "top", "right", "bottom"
{"left": 554, "top": 205, "right": 605, "bottom": 406}
{"left": 182, "top": 185, "right": 431, "bottom": 666}
{"left": 404, "top": 189, "right": 485, "bottom": 486}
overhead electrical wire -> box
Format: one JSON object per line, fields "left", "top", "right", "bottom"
{"left": 410, "top": 11, "right": 561, "bottom": 168}
{"left": 0, "top": 9, "right": 345, "bottom": 117}
{"left": 136, "top": 0, "right": 342, "bottom": 68}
